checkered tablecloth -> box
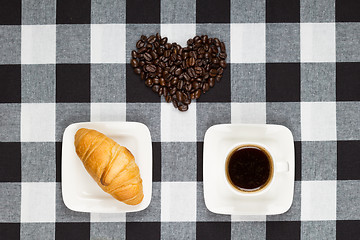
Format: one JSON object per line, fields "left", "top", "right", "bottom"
{"left": 1, "top": 0, "right": 359, "bottom": 239}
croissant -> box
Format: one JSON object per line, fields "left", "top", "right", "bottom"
{"left": 74, "top": 128, "right": 143, "bottom": 205}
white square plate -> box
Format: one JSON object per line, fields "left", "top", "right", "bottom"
{"left": 62, "top": 121, "right": 152, "bottom": 213}
{"left": 203, "top": 124, "right": 294, "bottom": 215}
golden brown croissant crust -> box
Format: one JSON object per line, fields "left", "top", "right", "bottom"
{"left": 74, "top": 128, "right": 143, "bottom": 205}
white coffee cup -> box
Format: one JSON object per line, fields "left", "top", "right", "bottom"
{"left": 224, "top": 143, "right": 289, "bottom": 196}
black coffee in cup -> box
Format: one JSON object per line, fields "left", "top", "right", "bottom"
{"left": 225, "top": 145, "right": 273, "bottom": 192}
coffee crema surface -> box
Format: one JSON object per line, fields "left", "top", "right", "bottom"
{"left": 226, "top": 145, "right": 273, "bottom": 192}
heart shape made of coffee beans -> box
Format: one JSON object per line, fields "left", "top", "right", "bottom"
{"left": 130, "top": 33, "right": 227, "bottom": 112}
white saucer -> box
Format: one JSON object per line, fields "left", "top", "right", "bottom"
{"left": 203, "top": 124, "right": 294, "bottom": 215}
{"left": 61, "top": 121, "right": 152, "bottom": 213}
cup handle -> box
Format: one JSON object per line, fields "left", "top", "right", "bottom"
{"left": 276, "top": 162, "right": 289, "bottom": 173}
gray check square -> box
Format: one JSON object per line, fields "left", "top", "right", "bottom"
{"left": 301, "top": 63, "right": 335, "bottom": 102}
{"left": 0, "top": 26, "right": 20, "bottom": 64}
{"left": 231, "top": 63, "right": 266, "bottom": 102}
{"left": 161, "top": 0, "right": 196, "bottom": 23}
{"left": 21, "top": 64, "right": 55, "bottom": 103}
{"left": 55, "top": 183, "right": 90, "bottom": 222}
{"left": 337, "top": 180, "right": 360, "bottom": 220}
{"left": 21, "top": 142, "right": 56, "bottom": 182}
{"left": 161, "top": 142, "right": 197, "bottom": 182}
{"left": 301, "top": 221, "right": 336, "bottom": 240}
{"left": 126, "top": 24, "right": 160, "bottom": 63}
{"left": 0, "top": 183, "right": 21, "bottom": 222}
{"left": 126, "top": 182, "right": 161, "bottom": 222}
{"left": 302, "top": 141, "right": 337, "bottom": 181}
{"left": 20, "top": 223, "right": 55, "bottom": 240}
{"left": 231, "top": 0, "right": 265, "bottom": 23}
{"left": 126, "top": 103, "right": 161, "bottom": 142}
{"left": 267, "top": 181, "right": 301, "bottom": 221}
{"left": 196, "top": 103, "right": 231, "bottom": 142}
{"left": 336, "top": 23, "right": 360, "bottom": 62}
{"left": 22, "top": 0, "right": 56, "bottom": 24}
{"left": 266, "top": 102, "right": 301, "bottom": 141}
{"left": 0, "top": 104, "right": 20, "bottom": 142}
{"left": 161, "top": 222, "right": 196, "bottom": 240}
{"left": 55, "top": 103, "right": 90, "bottom": 142}
{"left": 197, "top": 182, "right": 230, "bottom": 222}
{"left": 90, "top": 223, "right": 125, "bottom": 240}
{"left": 337, "top": 102, "right": 360, "bottom": 140}
{"left": 91, "top": 64, "right": 126, "bottom": 102}
{"left": 300, "top": 0, "right": 335, "bottom": 22}
{"left": 197, "top": 24, "right": 230, "bottom": 60}
{"left": 266, "top": 23, "right": 300, "bottom": 63}
{"left": 56, "top": 25, "right": 90, "bottom": 63}
{"left": 231, "top": 222, "right": 266, "bottom": 240}
{"left": 91, "top": 0, "right": 125, "bottom": 24}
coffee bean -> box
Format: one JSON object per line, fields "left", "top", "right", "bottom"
{"left": 170, "top": 87, "right": 177, "bottom": 95}
{"left": 183, "top": 72, "right": 191, "bottom": 81}
{"left": 163, "top": 87, "right": 168, "bottom": 96}
{"left": 209, "top": 78, "right": 215, "bottom": 87}
{"left": 158, "top": 87, "right": 164, "bottom": 96}
{"left": 177, "top": 80, "right": 184, "bottom": 90}
{"left": 131, "top": 59, "right": 139, "bottom": 68}
{"left": 216, "top": 74, "right": 222, "bottom": 82}
{"left": 146, "top": 43, "right": 152, "bottom": 49}
{"left": 188, "top": 57, "right": 195, "bottom": 66}
{"left": 202, "top": 82, "right": 209, "bottom": 93}
{"left": 172, "top": 99, "right": 178, "bottom": 108}
{"left": 195, "top": 89, "right": 202, "bottom": 99}
{"left": 209, "top": 68, "right": 217, "bottom": 77}
{"left": 153, "top": 77, "right": 160, "bottom": 85}
{"left": 145, "top": 64, "right": 157, "bottom": 73}
{"left": 219, "top": 52, "right": 227, "bottom": 60}
{"left": 220, "top": 60, "right": 227, "bottom": 68}
{"left": 134, "top": 67, "right": 141, "bottom": 75}
{"left": 165, "top": 43, "right": 172, "bottom": 49}
{"left": 144, "top": 52, "right": 152, "bottom": 61}
{"left": 152, "top": 84, "right": 160, "bottom": 93}
{"left": 202, "top": 35, "right": 208, "bottom": 44}
{"left": 138, "top": 47, "right": 146, "bottom": 54}
{"left": 151, "top": 51, "right": 158, "bottom": 60}
{"left": 214, "top": 38, "right": 220, "bottom": 47}
{"left": 185, "top": 83, "right": 192, "bottom": 92}
{"left": 165, "top": 95, "right": 172, "bottom": 103}
{"left": 156, "top": 33, "right": 161, "bottom": 41}
{"left": 136, "top": 40, "right": 144, "bottom": 49}
{"left": 145, "top": 78, "right": 153, "bottom": 87}
{"left": 184, "top": 97, "right": 191, "bottom": 105}
{"left": 160, "top": 37, "right": 168, "bottom": 45}
{"left": 140, "top": 35, "right": 147, "bottom": 42}
{"left": 148, "top": 35, "right": 156, "bottom": 44}
{"left": 174, "top": 68, "right": 182, "bottom": 76}
{"left": 212, "top": 57, "right": 219, "bottom": 65}
{"left": 192, "top": 81, "right": 200, "bottom": 90}
{"left": 187, "top": 68, "right": 196, "bottom": 78}
{"left": 194, "top": 66, "right": 203, "bottom": 75}
{"left": 131, "top": 50, "right": 138, "bottom": 59}
{"left": 220, "top": 42, "right": 226, "bottom": 52}
{"left": 176, "top": 91, "right": 183, "bottom": 102}
{"left": 178, "top": 104, "right": 188, "bottom": 112}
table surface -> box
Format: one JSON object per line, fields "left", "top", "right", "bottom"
{"left": 1, "top": 0, "right": 360, "bottom": 239}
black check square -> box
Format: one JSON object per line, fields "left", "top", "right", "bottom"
{"left": 337, "top": 141, "right": 360, "bottom": 180}
{"left": 266, "top": 221, "right": 300, "bottom": 240}
{"left": 56, "top": 0, "right": 90, "bottom": 24}
{"left": 0, "top": 143, "right": 21, "bottom": 182}
{"left": 56, "top": 142, "right": 62, "bottom": 182}
{"left": 336, "top": 0, "right": 360, "bottom": 22}
{"left": 152, "top": 142, "right": 161, "bottom": 182}
{"left": 266, "top": 63, "right": 300, "bottom": 102}
{"left": 0, "top": 0, "right": 21, "bottom": 25}
{"left": 0, "top": 65, "right": 20, "bottom": 103}
{"left": 197, "top": 142, "right": 204, "bottom": 181}
{"left": 56, "top": 64, "right": 90, "bottom": 103}
{"left": 0, "top": 223, "right": 20, "bottom": 239}
{"left": 295, "top": 141, "right": 301, "bottom": 181}
{"left": 266, "top": 0, "right": 300, "bottom": 23}
{"left": 197, "top": 64, "right": 231, "bottom": 102}
{"left": 55, "top": 223, "right": 90, "bottom": 240}
{"left": 126, "top": 64, "right": 160, "bottom": 103}
{"left": 196, "top": 0, "right": 230, "bottom": 23}
{"left": 196, "top": 222, "right": 231, "bottom": 240}
{"left": 336, "top": 221, "right": 360, "bottom": 240}
{"left": 336, "top": 63, "right": 360, "bottom": 101}
{"left": 126, "top": 222, "right": 160, "bottom": 240}
{"left": 126, "top": 0, "right": 160, "bottom": 23}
